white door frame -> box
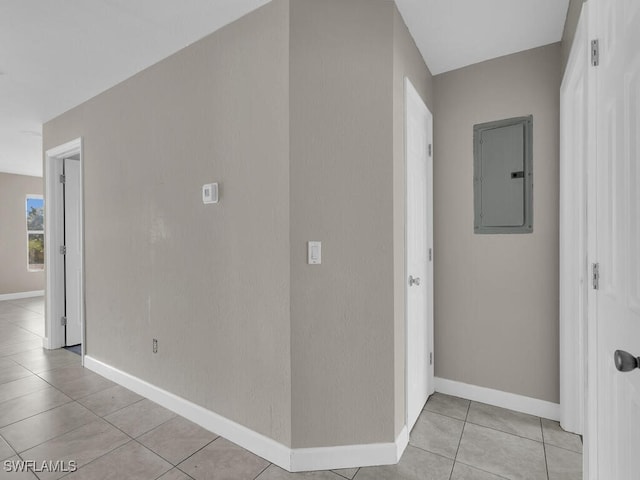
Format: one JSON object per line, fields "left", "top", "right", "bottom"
{"left": 44, "top": 138, "right": 85, "bottom": 361}
{"left": 559, "top": 0, "right": 591, "bottom": 437}
{"left": 404, "top": 77, "right": 435, "bottom": 433}
{"left": 584, "top": 4, "right": 599, "bottom": 478}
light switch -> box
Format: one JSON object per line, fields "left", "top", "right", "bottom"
{"left": 202, "top": 183, "right": 219, "bottom": 204}
{"left": 308, "top": 241, "right": 321, "bottom": 265}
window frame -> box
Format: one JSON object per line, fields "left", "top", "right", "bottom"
{"left": 26, "top": 194, "right": 45, "bottom": 272}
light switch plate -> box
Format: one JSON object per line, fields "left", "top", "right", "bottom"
{"left": 202, "top": 183, "right": 219, "bottom": 204}
{"left": 308, "top": 241, "right": 321, "bottom": 265}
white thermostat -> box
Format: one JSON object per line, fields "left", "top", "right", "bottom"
{"left": 202, "top": 183, "right": 219, "bottom": 204}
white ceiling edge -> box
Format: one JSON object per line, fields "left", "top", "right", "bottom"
{"left": 0, "top": 0, "right": 272, "bottom": 177}
{"left": 395, "top": 0, "right": 570, "bottom": 76}
{"left": 2, "top": 0, "right": 571, "bottom": 176}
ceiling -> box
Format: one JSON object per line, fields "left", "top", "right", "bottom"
{"left": 0, "top": 0, "right": 569, "bottom": 177}
{"left": 395, "top": 0, "right": 570, "bottom": 75}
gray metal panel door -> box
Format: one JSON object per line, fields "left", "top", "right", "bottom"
{"left": 480, "top": 124, "right": 525, "bottom": 227}
{"left": 473, "top": 115, "right": 532, "bottom": 234}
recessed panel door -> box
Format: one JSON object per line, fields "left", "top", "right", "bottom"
{"left": 406, "top": 78, "right": 434, "bottom": 431}
{"left": 593, "top": 0, "right": 640, "bottom": 477}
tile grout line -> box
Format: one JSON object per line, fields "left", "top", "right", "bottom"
{"left": 453, "top": 459, "right": 512, "bottom": 480}
{"left": 7, "top": 400, "right": 102, "bottom": 455}
{"left": 22, "top": 429, "right": 130, "bottom": 479}
{"left": 13, "top": 349, "right": 220, "bottom": 479}
{"left": 463, "top": 419, "right": 546, "bottom": 445}
{"left": 543, "top": 442, "right": 583, "bottom": 455}
{"left": 408, "top": 442, "right": 457, "bottom": 463}
{"left": 251, "top": 461, "right": 272, "bottom": 480}
{"left": 0, "top": 396, "right": 76, "bottom": 435}
{"left": 541, "top": 418, "right": 551, "bottom": 480}
{"left": 31, "top": 399, "right": 176, "bottom": 477}
{"left": 55, "top": 438, "right": 141, "bottom": 479}
{"left": 80, "top": 396, "right": 146, "bottom": 419}
{"left": 448, "top": 400, "right": 472, "bottom": 480}
{"left": 0, "top": 346, "right": 44, "bottom": 360}
{"left": 173, "top": 437, "right": 220, "bottom": 477}
{"left": 334, "top": 468, "right": 359, "bottom": 480}
{"left": 8, "top": 361, "right": 80, "bottom": 378}
{"left": 99, "top": 404, "right": 177, "bottom": 445}
{"left": 55, "top": 430, "right": 174, "bottom": 478}
{"left": 155, "top": 465, "right": 195, "bottom": 480}
{"left": 6, "top": 322, "right": 45, "bottom": 342}
{"left": 144, "top": 431, "right": 220, "bottom": 469}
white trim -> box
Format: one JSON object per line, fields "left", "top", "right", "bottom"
{"left": 0, "top": 290, "right": 44, "bottom": 301}
{"left": 434, "top": 377, "right": 560, "bottom": 421}
{"left": 44, "top": 138, "right": 85, "bottom": 356}
{"left": 395, "top": 426, "right": 409, "bottom": 459}
{"left": 290, "top": 427, "right": 408, "bottom": 472}
{"left": 84, "top": 355, "right": 407, "bottom": 472}
{"left": 559, "top": 0, "right": 590, "bottom": 438}
{"left": 584, "top": 1, "right": 599, "bottom": 477}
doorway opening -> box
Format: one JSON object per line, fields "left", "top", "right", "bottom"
{"left": 44, "top": 138, "right": 84, "bottom": 361}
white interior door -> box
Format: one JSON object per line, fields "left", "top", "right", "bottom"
{"left": 64, "top": 158, "right": 82, "bottom": 346}
{"left": 406, "top": 77, "right": 434, "bottom": 431}
{"left": 592, "top": 0, "right": 640, "bottom": 477}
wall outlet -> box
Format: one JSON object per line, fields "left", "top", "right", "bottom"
{"left": 152, "top": 338, "right": 158, "bottom": 354}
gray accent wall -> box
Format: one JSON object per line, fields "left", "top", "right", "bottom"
{"left": 0, "top": 173, "right": 45, "bottom": 295}
{"left": 44, "top": 0, "right": 293, "bottom": 446}
{"left": 433, "top": 44, "right": 562, "bottom": 404}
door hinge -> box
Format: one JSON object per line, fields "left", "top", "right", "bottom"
{"left": 59, "top": 245, "right": 66, "bottom": 255}
{"left": 429, "top": 352, "right": 433, "bottom": 366}
{"left": 429, "top": 248, "right": 432, "bottom": 262}
{"left": 592, "top": 263, "right": 600, "bottom": 290}
{"left": 591, "top": 39, "right": 600, "bottom": 67}
{"left": 59, "top": 174, "right": 66, "bottom": 184}
{"left": 60, "top": 316, "right": 67, "bottom": 326}
{"left": 428, "top": 144, "right": 432, "bottom": 157}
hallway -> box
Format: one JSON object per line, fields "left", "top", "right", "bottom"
{"left": 0, "top": 298, "right": 581, "bottom": 479}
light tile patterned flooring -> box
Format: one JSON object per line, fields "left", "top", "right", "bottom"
{"left": 0, "top": 297, "right": 583, "bottom": 479}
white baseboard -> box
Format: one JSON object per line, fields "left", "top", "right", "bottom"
{"left": 84, "top": 356, "right": 405, "bottom": 472}
{"left": 434, "top": 377, "right": 560, "bottom": 421}
{"left": 0, "top": 290, "right": 44, "bottom": 301}
{"left": 290, "top": 427, "right": 407, "bottom": 472}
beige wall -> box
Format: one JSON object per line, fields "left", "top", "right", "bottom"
{"left": 392, "top": 4, "right": 434, "bottom": 437}
{"left": 43, "top": 0, "right": 433, "bottom": 450}
{"left": 0, "top": 173, "right": 45, "bottom": 295}
{"left": 433, "top": 44, "right": 562, "bottom": 403}
{"left": 289, "top": 0, "right": 396, "bottom": 448}
{"left": 561, "top": 0, "right": 587, "bottom": 72}
{"left": 288, "top": 0, "right": 433, "bottom": 448}
{"left": 44, "top": 0, "right": 292, "bottom": 446}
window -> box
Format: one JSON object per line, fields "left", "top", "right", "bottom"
{"left": 473, "top": 115, "right": 533, "bottom": 234}
{"left": 26, "top": 196, "right": 44, "bottom": 271}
